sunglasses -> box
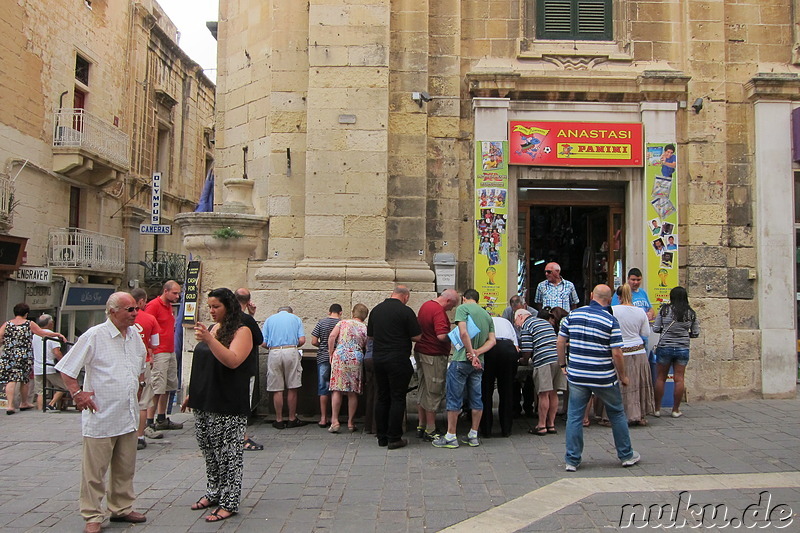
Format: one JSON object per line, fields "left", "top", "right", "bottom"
{"left": 544, "top": 270, "right": 553, "bottom": 274}
{"left": 122, "top": 306, "right": 137, "bottom": 313}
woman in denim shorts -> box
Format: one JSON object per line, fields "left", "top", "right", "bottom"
{"left": 652, "top": 286, "right": 700, "bottom": 418}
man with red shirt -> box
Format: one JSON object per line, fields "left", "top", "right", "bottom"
{"left": 131, "top": 288, "right": 162, "bottom": 450}
{"left": 414, "top": 289, "right": 459, "bottom": 441}
{"left": 144, "top": 280, "right": 183, "bottom": 431}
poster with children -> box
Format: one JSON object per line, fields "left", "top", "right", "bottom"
{"left": 645, "top": 143, "right": 678, "bottom": 305}
{"left": 474, "top": 141, "right": 508, "bottom": 315}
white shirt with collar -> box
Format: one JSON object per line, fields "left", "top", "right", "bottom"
{"left": 56, "top": 319, "right": 146, "bottom": 438}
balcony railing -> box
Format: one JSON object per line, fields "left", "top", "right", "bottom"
{"left": 53, "top": 108, "right": 130, "bottom": 170}
{"left": 0, "top": 176, "right": 14, "bottom": 228}
{"left": 142, "top": 250, "right": 187, "bottom": 284}
{"left": 48, "top": 228, "right": 125, "bottom": 274}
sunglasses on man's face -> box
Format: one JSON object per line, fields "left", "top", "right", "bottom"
{"left": 544, "top": 270, "right": 553, "bottom": 274}
{"left": 122, "top": 306, "right": 137, "bottom": 313}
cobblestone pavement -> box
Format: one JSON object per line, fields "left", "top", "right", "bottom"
{"left": 1, "top": 398, "right": 798, "bottom": 532}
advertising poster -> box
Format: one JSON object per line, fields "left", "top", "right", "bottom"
{"left": 644, "top": 143, "right": 678, "bottom": 305}
{"left": 474, "top": 141, "right": 508, "bottom": 316}
{"left": 509, "top": 121, "right": 643, "bottom": 167}
{"left": 182, "top": 260, "right": 202, "bottom": 326}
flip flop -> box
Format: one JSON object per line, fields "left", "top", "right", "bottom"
{"left": 546, "top": 426, "right": 557, "bottom": 434}
{"left": 205, "top": 507, "right": 237, "bottom": 522}
{"left": 6, "top": 410, "right": 14, "bottom": 415}
{"left": 191, "top": 497, "right": 218, "bottom": 510}
{"left": 243, "top": 438, "right": 263, "bottom": 451}
{"left": 528, "top": 426, "right": 547, "bottom": 436}
{"left": 19, "top": 406, "right": 33, "bottom": 411}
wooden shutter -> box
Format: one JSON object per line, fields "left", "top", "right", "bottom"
{"left": 537, "top": 0, "right": 612, "bottom": 41}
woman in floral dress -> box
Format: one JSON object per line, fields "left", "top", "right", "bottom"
{"left": 327, "top": 304, "right": 369, "bottom": 433}
{"left": 0, "top": 302, "right": 64, "bottom": 414}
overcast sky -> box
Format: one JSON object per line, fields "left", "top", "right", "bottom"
{"left": 158, "top": 0, "right": 219, "bottom": 82}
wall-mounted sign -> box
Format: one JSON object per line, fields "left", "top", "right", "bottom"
{"left": 140, "top": 224, "right": 172, "bottom": 234}
{"left": 14, "top": 266, "right": 51, "bottom": 283}
{"left": 151, "top": 172, "right": 162, "bottom": 225}
{"left": 509, "top": 121, "right": 644, "bottom": 167}
{"left": 182, "top": 260, "right": 201, "bottom": 326}
{"left": 645, "top": 143, "right": 679, "bottom": 305}
{"left": 61, "top": 283, "right": 116, "bottom": 311}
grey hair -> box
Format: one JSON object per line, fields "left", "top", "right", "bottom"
{"left": 278, "top": 306, "right": 293, "bottom": 313}
{"left": 36, "top": 314, "right": 53, "bottom": 327}
{"left": 105, "top": 292, "right": 130, "bottom": 316}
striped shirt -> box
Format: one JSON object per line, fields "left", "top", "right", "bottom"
{"left": 519, "top": 316, "right": 558, "bottom": 368}
{"left": 558, "top": 301, "right": 623, "bottom": 387}
{"left": 311, "top": 316, "right": 340, "bottom": 364}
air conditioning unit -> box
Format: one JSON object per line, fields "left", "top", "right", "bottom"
{"left": 52, "top": 245, "right": 79, "bottom": 266}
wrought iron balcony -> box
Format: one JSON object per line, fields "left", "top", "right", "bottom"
{"left": 52, "top": 109, "right": 130, "bottom": 186}
{"left": 141, "top": 251, "right": 187, "bottom": 284}
{"left": 48, "top": 228, "right": 125, "bottom": 274}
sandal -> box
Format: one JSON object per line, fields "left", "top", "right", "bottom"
{"left": 598, "top": 419, "right": 612, "bottom": 427}
{"left": 546, "top": 426, "right": 557, "bottom": 434}
{"left": 205, "top": 507, "right": 237, "bottom": 522}
{"left": 528, "top": 426, "right": 547, "bottom": 436}
{"left": 243, "top": 438, "right": 263, "bottom": 451}
{"left": 582, "top": 418, "right": 590, "bottom": 427}
{"left": 348, "top": 425, "right": 358, "bottom": 433}
{"left": 191, "top": 496, "right": 218, "bottom": 510}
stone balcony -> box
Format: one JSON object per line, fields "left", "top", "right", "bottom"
{"left": 52, "top": 108, "right": 130, "bottom": 187}
{"left": 47, "top": 227, "right": 125, "bottom": 276}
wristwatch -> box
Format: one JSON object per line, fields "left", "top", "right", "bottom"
{"left": 139, "top": 381, "right": 147, "bottom": 388}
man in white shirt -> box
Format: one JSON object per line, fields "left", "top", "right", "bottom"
{"left": 32, "top": 314, "right": 65, "bottom": 411}
{"left": 56, "top": 292, "right": 148, "bottom": 533}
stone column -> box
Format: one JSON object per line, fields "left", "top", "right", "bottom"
{"left": 753, "top": 100, "right": 796, "bottom": 398}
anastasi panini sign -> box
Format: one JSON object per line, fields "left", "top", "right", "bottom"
{"left": 509, "top": 121, "right": 644, "bottom": 167}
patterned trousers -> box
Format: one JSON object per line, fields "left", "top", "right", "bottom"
{"left": 193, "top": 410, "right": 248, "bottom": 512}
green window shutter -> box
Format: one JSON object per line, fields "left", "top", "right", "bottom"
{"left": 537, "top": 0, "right": 612, "bottom": 41}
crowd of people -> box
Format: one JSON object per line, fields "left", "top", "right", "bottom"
{"left": 1, "top": 268, "right": 700, "bottom": 531}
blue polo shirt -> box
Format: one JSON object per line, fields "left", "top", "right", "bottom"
{"left": 559, "top": 301, "right": 623, "bottom": 387}
{"left": 262, "top": 311, "right": 304, "bottom": 347}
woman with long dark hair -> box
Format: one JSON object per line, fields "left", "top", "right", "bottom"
{"left": 181, "top": 288, "right": 254, "bottom": 522}
{"left": 653, "top": 286, "right": 700, "bottom": 418}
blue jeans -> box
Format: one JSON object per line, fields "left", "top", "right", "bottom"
{"left": 445, "top": 361, "right": 483, "bottom": 411}
{"left": 317, "top": 362, "right": 331, "bottom": 396}
{"left": 565, "top": 382, "right": 634, "bottom": 467}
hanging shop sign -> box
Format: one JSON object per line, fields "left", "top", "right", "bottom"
{"left": 473, "top": 141, "right": 509, "bottom": 316}
{"left": 509, "top": 121, "right": 644, "bottom": 167}
{"left": 644, "top": 143, "right": 679, "bottom": 305}
{"left": 182, "top": 260, "right": 201, "bottom": 326}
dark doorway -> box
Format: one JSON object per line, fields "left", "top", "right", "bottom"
{"left": 523, "top": 204, "right": 624, "bottom": 305}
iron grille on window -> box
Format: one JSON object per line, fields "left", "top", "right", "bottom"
{"left": 75, "top": 55, "right": 90, "bottom": 85}
{"left": 537, "top": 0, "right": 612, "bottom": 41}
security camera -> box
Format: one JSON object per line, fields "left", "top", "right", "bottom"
{"left": 691, "top": 97, "right": 703, "bottom": 114}
{"left": 411, "top": 91, "right": 433, "bottom": 107}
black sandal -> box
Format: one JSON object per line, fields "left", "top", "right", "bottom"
{"left": 191, "top": 496, "right": 218, "bottom": 510}
{"left": 546, "top": 426, "right": 557, "bottom": 434}
{"left": 528, "top": 426, "right": 547, "bottom": 436}
{"left": 243, "top": 438, "right": 263, "bottom": 451}
{"left": 205, "top": 507, "right": 237, "bottom": 522}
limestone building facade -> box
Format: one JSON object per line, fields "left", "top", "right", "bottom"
{"left": 209, "top": 0, "right": 799, "bottom": 400}
{"left": 0, "top": 0, "right": 214, "bottom": 339}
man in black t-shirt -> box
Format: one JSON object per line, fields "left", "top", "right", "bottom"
{"left": 235, "top": 288, "right": 264, "bottom": 451}
{"left": 366, "top": 285, "right": 421, "bottom": 449}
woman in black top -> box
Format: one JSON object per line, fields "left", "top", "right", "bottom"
{"left": 181, "top": 288, "right": 254, "bottom": 522}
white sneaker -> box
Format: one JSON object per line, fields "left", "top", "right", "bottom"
{"left": 671, "top": 411, "right": 683, "bottom": 418}
{"left": 144, "top": 426, "right": 164, "bottom": 439}
{"left": 653, "top": 410, "right": 661, "bottom": 418}
{"left": 565, "top": 464, "right": 577, "bottom": 472}
{"left": 622, "top": 451, "right": 641, "bottom": 467}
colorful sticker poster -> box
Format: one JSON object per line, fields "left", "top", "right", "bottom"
{"left": 509, "top": 121, "right": 644, "bottom": 167}
{"left": 645, "top": 143, "right": 678, "bottom": 305}
{"left": 474, "top": 141, "right": 508, "bottom": 316}
{"left": 182, "top": 260, "right": 201, "bottom": 326}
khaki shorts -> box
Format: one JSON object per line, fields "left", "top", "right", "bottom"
{"left": 138, "top": 365, "right": 155, "bottom": 410}
{"left": 35, "top": 373, "right": 66, "bottom": 394}
{"left": 533, "top": 361, "right": 567, "bottom": 394}
{"left": 151, "top": 352, "right": 178, "bottom": 395}
{"left": 266, "top": 347, "right": 303, "bottom": 391}
{"left": 413, "top": 351, "right": 448, "bottom": 412}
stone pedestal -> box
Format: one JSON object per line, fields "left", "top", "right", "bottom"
{"left": 218, "top": 178, "right": 255, "bottom": 214}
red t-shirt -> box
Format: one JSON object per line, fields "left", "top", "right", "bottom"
{"left": 414, "top": 300, "right": 451, "bottom": 356}
{"left": 134, "top": 311, "right": 160, "bottom": 362}
{"left": 144, "top": 296, "right": 175, "bottom": 354}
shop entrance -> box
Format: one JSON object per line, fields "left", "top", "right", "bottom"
{"left": 519, "top": 193, "right": 625, "bottom": 306}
